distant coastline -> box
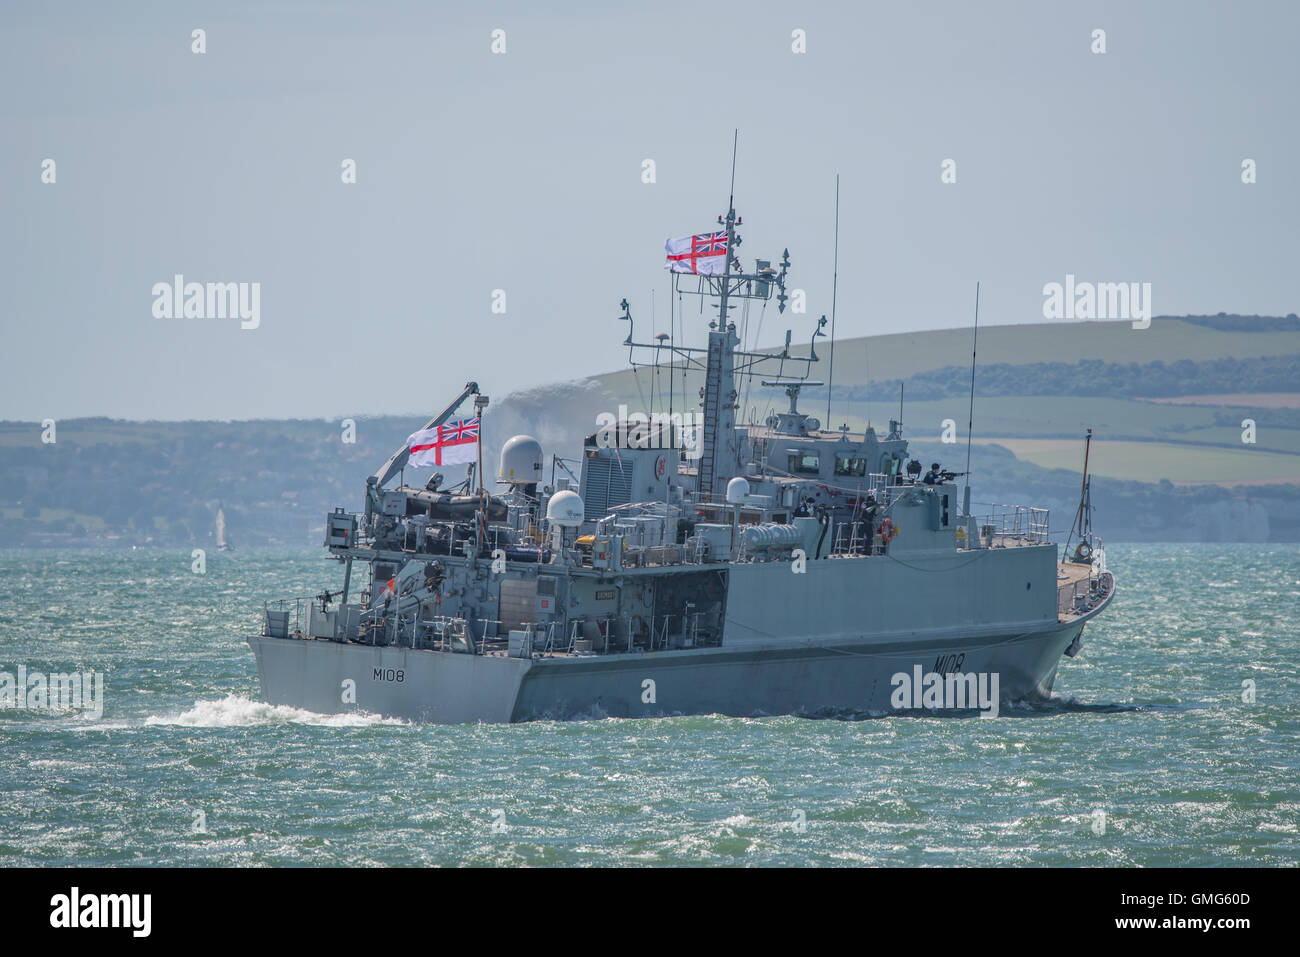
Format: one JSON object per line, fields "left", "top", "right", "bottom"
{"left": 3, "top": 316, "right": 1297, "bottom": 547}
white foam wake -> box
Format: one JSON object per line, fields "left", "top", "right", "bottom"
{"left": 144, "top": 694, "right": 406, "bottom": 728}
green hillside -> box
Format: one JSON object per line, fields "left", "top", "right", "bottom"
{"left": 593, "top": 315, "right": 1300, "bottom": 487}
{"left": 2, "top": 316, "right": 1297, "bottom": 546}
{"left": 598, "top": 315, "right": 1300, "bottom": 401}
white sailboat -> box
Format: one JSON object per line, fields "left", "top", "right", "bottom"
{"left": 216, "top": 504, "right": 233, "bottom": 551}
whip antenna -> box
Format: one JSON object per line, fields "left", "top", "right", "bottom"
{"left": 963, "top": 282, "right": 980, "bottom": 515}
{"left": 827, "top": 174, "right": 840, "bottom": 425}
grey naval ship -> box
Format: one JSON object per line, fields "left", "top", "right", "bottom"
{"left": 246, "top": 195, "right": 1115, "bottom": 724}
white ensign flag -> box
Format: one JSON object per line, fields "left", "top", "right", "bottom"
{"left": 665, "top": 230, "right": 729, "bottom": 275}
{"left": 407, "top": 417, "right": 479, "bottom": 468}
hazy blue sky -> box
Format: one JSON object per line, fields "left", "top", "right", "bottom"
{"left": 2, "top": 0, "right": 1296, "bottom": 420}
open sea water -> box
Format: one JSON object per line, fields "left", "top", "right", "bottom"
{"left": 1, "top": 544, "right": 1296, "bottom": 866}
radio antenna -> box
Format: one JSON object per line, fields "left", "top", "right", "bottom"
{"left": 963, "top": 282, "right": 980, "bottom": 514}
{"left": 826, "top": 174, "right": 840, "bottom": 426}
{"left": 728, "top": 129, "right": 738, "bottom": 207}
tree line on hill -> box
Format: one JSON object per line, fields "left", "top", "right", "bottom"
{"left": 800, "top": 354, "right": 1300, "bottom": 404}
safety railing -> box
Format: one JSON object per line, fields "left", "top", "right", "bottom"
{"left": 262, "top": 596, "right": 318, "bottom": 638}
{"left": 829, "top": 521, "right": 874, "bottom": 556}
{"left": 866, "top": 472, "right": 892, "bottom": 496}
{"left": 558, "top": 611, "right": 714, "bottom": 656}
{"left": 1057, "top": 569, "right": 1113, "bottom": 618}
{"left": 973, "top": 504, "right": 1051, "bottom": 545}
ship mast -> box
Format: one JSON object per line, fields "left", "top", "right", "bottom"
{"left": 1065, "top": 428, "right": 1095, "bottom": 562}
{"left": 698, "top": 133, "right": 741, "bottom": 501}
{"left": 618, "top": 135, "right": 819, "bottom": 502}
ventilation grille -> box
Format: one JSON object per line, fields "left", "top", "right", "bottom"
{"left": 582, "top": 455, "right": 633, "bottom": 520}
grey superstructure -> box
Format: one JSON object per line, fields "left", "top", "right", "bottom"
{"left": 246, "top": 194, "right": 1115, "bottom": 723}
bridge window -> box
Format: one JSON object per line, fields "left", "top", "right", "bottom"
{"left": 787, "top": 453, "right": 821, "bottom": 475}
{"left": 834, "top": 455, "right": 867, "bottom": 477}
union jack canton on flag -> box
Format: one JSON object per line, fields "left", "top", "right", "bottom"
{"left": 665, "top": 230, "right": 729, "bottom": 276}
{"left": 407, "top": 417, "right": 480, "bottom": 467}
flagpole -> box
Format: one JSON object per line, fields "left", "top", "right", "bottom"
{"left": 476, "top": 422, "right": 484, "bottom": 496}
{"left": 473, "top": 394, "right": 489, "bottom": 554}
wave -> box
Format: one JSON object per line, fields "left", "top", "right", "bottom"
{"left": 800, "top": 692, "right": 1141, "bottom": 721}
{"left": 144, "top": 694, "right": 406, "bottom": 728}
{"left": 997, "top": 694, "right": 1141, "bottom": 716}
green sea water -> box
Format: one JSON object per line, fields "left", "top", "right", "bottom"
{"left": 1, "top": 544, "right": 1296, "bottom": 866}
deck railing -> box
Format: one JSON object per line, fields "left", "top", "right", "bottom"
{"left": 262, "top": 596, "right": 319, "bottom": 638}
{"left": 1057, "top": 568, "right": 1113, "bottom": 618}
{"left": 973, "top": 504, "right": 1051, "bottom": 544}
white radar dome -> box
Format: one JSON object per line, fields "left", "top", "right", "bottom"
{"left": 499, "top": 434, "right": 543, "bottom": 485}
{"left": 546, "top": 489, "right": 585, "bottom": 528}
{"left": 726, "top": 476, "right": 750, "bottom": 504}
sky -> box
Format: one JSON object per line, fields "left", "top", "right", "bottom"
{"left": 1, "top": 0, "right": 1296, "bottom": 421}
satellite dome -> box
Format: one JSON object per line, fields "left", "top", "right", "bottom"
{"left": 726, "top": 477, "right": 750, "bottom": 504}
{"left": 499, "top": 435, "right": 543, "bottom": 485}
{"left": 546, "top": 489, "right": 584, "bottom": 528}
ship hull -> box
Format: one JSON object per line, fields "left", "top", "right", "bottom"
{"left": 246, "top": 614, "right": 1093, "bottom": 723}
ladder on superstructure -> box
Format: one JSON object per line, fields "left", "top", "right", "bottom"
{"left": 698, "top": 333, "right": 727, "bottom": 501}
